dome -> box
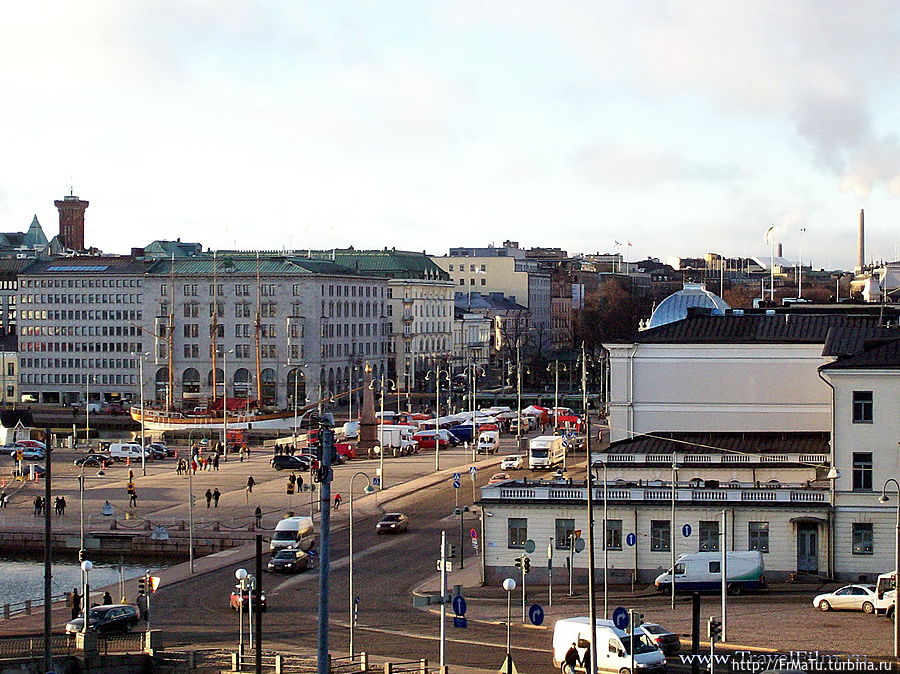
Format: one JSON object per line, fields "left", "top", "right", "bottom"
{"left": 647, "top": 283, "right": 730, "bottom": 329}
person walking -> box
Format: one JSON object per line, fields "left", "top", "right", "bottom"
{"left": 191, "top": 459, "right": 198, "bottom": 475}
{"left": 254, "top": 505, "right": 262, "bottom": 528}
{"left": 212, "top": 453, "right": 220, "bottom": 471}
{"left": 59, "top": 496, "right": 67, "bottom": 515}
{"left": 0, "top": 490, "right": 7, "bottom": 508}
{"left": 564, "top": 643, "right": 579, "bottom": 674}
{"left": 127, "top": 483, "right": 137, "bottom": 507}
{"left": 296, "top": 473, "right": 304, "bottom": 490}
{"left": 246, "top": 476, "right": 255, "bottom": 493}
{"left": 205, "top": 488, "right": 213, "bottom": 508}
{"left": 69, "top": 588, "right": 81, "bottom": 620}
{"left": 54, "top": 496, "right": 62, "bottom": 515}
{"left": 212, "top": 488, "right": 221, "bottom": 507}
{"left": 333, "top": 493, "right": 342, "bottom": 510}
{"left": 33, "top": 496, "right": 42, "bottom": 516}
{"left": 128, "top": 468, "right": 134, "bottom": 483}
{"left": 102, "top": 591, "right": 113, "bottom": 605}
{"left": 580, "top": 644, "right": 591, "bottom": 674}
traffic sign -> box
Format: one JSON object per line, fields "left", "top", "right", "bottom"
{"left": 612, "top": 606, "right": 629, "bottom": 630}
{"left": 524, "top": 539, "right": 536, "bottom": 553}
{"left": 682, "top": 523, "right": 693, "bottom": 538}
{"left": 453, "top": 479, "right": 461, "bottom": 489}
{"left": 472, "top": 538, "right": 478, "bottom": 550}
{"left": 469, "top": 528, "right": 478, "bottom": 538}
{"left": 452, "top": 595, "right": 467, "bottom": 615}
{"left": 469, "top": 466, "right": 477, "bottom": 474}
{"left": 436, "top": 560, "right": 453, "bottom": 572}
{"left": 372, "top": 477, "right": 381, "bottom": 487}
{"left": 453, "top": 472, "right": 461, "bottom": 480}
{"left": 626, "top": 532, "right": 637, "bottom": 547}
{"left": 499, "top": 654, "right": 518, "bottom": 674}
{"left": 574, "top": 538, "right": 586, "bottom": 553}
{"left": 528, "top": 603, "right": 544, "bottom": 626}
{"left": 453, "top": 616, "right": 468, "bottom": 628}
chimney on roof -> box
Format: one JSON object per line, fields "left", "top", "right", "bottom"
{"left": 776, "top": 242, "right": 782, "bottom": 258}
{"left": 857, "top": 209, "right": 865, "bottom": 271}
{"left": 54, "top": 192, "right": 89, "bottom": 251}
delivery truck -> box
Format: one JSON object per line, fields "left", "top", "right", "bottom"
{"left": 654, "top": 551, "right": 766, "bottom": 595}
{"left": 528, "top": 435, "right": 565, "bottom": 470}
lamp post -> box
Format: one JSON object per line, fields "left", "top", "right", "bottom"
{"left": 137, "top": 354, "right": 147, "bottom": 475}
{"left": 798, "top": 227, "right": 806, "bottom": 299}
{"left": 879, "top": 479, "right": 900, "bottom": 658}
{"left": 593, "top": 459, "right": 609, "bottom": 619}
{"left": 349, "top": 472, "right": 374, "bottom": 656}
{"left": 425, "top": 365, "right": 451, "bottom": 472}
{"left": 548, "top": 360, "right": 566, "bottom": 432}
{"left": 515, "top": 343, "right": 523, "bottom": 450}
{"left": 468, "top": 361, "right": 486, "bottom": 462}
{"left": 85, "top": 375, "right": 92, "bottom": 448}
{"left": 80, "top": 560, "right": 93, "bottom": 633}
{"left": 670, "top": 461, "right": 680, "bottom": 610}
{"left": 503, "top": 578, "right": 516, "bottom": 665}
{"left": 235, "top": 568, "right": 248, "bottom": 657}
{"left": 370, "top": 375, "right": 396, "bottom": 489}
{"left": 221, "top": 348, "right": 234, "bottom": 458}
{"left": 188, "top": 457, "right": 195, "bottom": 573}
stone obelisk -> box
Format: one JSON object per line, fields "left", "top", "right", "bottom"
{"left": 359, "top": 362, "right": 378, "bottom": 458}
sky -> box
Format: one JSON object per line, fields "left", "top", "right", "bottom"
{"left": 1, "top": 1, "right": 898, "bottom": 269}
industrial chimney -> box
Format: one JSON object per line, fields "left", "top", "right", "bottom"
{"left": 776, "top": 242, "right": 783, "bottom": 258}
{"left": 857, "top": 209, "right": 865, "bottom": 272}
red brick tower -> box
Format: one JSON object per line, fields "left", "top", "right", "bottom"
{"left": 54, "top": 192, "right": 89, "bottom": 251}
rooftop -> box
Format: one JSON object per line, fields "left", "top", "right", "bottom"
{"left": 646, "top": 283, "right": 729, "bottom": 329}
{"left": 820, "top": 336, "right": 900, "bottom": 370}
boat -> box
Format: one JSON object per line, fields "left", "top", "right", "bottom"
{"left": 130, "top": 407, "right": 298, "bottom": 432}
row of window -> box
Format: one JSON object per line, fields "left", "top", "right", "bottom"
{"left": 448, "top": 263, "right": 487, "bottom": 272}
{"left": 22, "top": 324, "right": 142, "bottom": 337}
{"left": 320, "top": 342, "right": 384, "bottom": 358}
{"left": 20, "top": 294, "right": 143, "bottom": 305}
{"left": 22, "top": 373, "right": 137, "bottom": 385}
{"left": 508, "top": 518, "right": 875, "bottom": 555}
{"left": 22, "top": 358, "right": 136, "bottom": 371}
{"left": 20, "top": 341, "right": 141, "bottom": 354}
{"left": 20, "top": 310, "right": 142, "bottom": 324}
{"left": 459, "top": 278, "right": 487, "bottom": 286}
{"left": 21, "top": 278, "right": 141, "bottom": 289}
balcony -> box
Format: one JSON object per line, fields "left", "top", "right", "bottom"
{"left": 592, "top": 452, "right": 829, "bottom": 467}
{"left": 480, "top": 480, "right": 829, "bottom": 505}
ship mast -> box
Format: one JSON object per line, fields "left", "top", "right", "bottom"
{"left": 254, "top": 252, "right": 263, "bottom": 403}
{"left": 211, "top": 251, "right": 218, "bottom": 404}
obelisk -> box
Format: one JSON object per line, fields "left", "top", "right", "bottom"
{"left": 359, "top": 362, "right": 378, "bottom": 458}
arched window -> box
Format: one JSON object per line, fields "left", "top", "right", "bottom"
{"left": 182, "top": 368, "right": 201, "bottom": 395}
{"left": 233, "top": 368, "right": 251, "bottom": 399}
{"left": 260, "top": 368, "right": 277, "bottom": 406}
{"left": 155, "top": 367, "right": 169, "bottom": 400}
{"left": 287, "top": 368, "right": 307, "bottom": 406}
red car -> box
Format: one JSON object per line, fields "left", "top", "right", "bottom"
{"left": 335, "top": 443, "right": 356, "bottom": 460}
{"left": 411, "top": 431, "right": 449, "bottom": 450}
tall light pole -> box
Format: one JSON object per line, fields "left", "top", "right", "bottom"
{"left": 371, "top": 375, "right": 396, "bottom": 489}
{"left": 581, "top": 343, "right": 598, "bottom": 674}
{"left": 188, "top": 458, "right": 195, "bottom": 573}
{"left": 425, "top": 364, "right": 451, "bottom": 471}
{"left": 503, "top": 578, "right": 516, "bottom": 667}
{"left": 235, "top": 568, "right": 248, "bottom": 657}
{"left": 137, "top": 353, "right": 149, "bottom": 476}
{"left": 85, "top": 375, "right": 92, "bottom": 447}
{"left": 80, "top": 560, "right": 93, "bottom": 634}
{"left": 221, "top": 348, "right": 233, "bottom": 458}
{"left": 765, "top": 225, "right": 776, "bottom": 302}
{"left": 349, "top": 472, "right": 374, "bottom": 656}
{"left": 469, "top": 361, "right": 486, "bottom": 461}
{"left": 879, "top": 479, "right": 900, "bottom": 658}
{"left": 593, "top": 459, "right": 609, "bottom": 619}
{"left": 548, "top": 360, "right": 566, "bottom": 432}
{"left": 798, "top": 227, "right": 806, "bottom": 299}
{"left": 670, "top": 460, "right": 679, "bottom": 609}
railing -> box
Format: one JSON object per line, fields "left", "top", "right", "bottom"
{"left": 597, "top": 452, "right": 828, "bottom": 466}
{"left": 492, "top": 484, "right": 829, "bottom": 504}
{"left": 0, "top": 635, "right": 72, "bottom": 659}
{"left": 1, "top": 593, "right": 67, "bottom": 620}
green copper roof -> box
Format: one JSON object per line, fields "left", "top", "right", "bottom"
{"left": 303, "top": 249, "right": 449, "bottom": 280}
{"left": 146, "top": 255, "right": 367, "bottom": 277}
{"left": 23, "top": 215, "right": 48, "bottom": 248}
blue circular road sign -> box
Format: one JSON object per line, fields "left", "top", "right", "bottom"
{"left": 682, "top": 523, "right": 693, "bottom": 538}
{"left": 612, "top": 607, "right": 629, "bottom": 630}
{"left": 529, "top": 604, "right": 544, "bottom": 626}
{"left": 452, "top": 595, "right": 467, "bottom": 616}
{"left": 453, "top": 479, "right": 461, "bottom": 489}
{"left": 625, "top": 533, "right": 637, "bottom": 547}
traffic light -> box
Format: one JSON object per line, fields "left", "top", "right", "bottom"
{"left": 523, "top": 557, "right": 531, "bottom": 574}
{"left": 447, "top": 544, "right": 457, "bottom": 559}
{"left": 138, "top": 576, "right": 147, "bottom": 597}
{"left": 633, "top": 611, "right": 644, "bottom": 626}
{"left": 514, "top": 557, "right": 522, "bottom": 570}
{"left": 707, "top": 617, "right": 722, "bottom": 640}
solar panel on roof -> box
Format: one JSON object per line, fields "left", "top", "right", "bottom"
{"left": 45, "top": 265, "right": 110, "bottom": 272}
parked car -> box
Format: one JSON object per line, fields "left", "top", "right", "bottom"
{"left": 11, "top": 463, "right": 45, "bottom": 479}
{"left": 73, "top": 454, "right": 112, "bottom": 468}
{"left": 229, "top": 585, "right": 267, "bottom": 612}
{"left": 65, "top": 604, "right": 140, "bottom": 634}
{"left": 15, "top": 440, "right": 46, "bottom": 450}
{"left": 107, "top": 443, "right": 150, "bottom": 461}
{"left": 488, "top": 472, "right": 511, "bottom": 485}
{"left": 813, "top": 584, "right": 878, "bottom": 613}
{"left": 271, "top": 455, "right": 311, "bottom": 471}
{"left": 266, "top": 547, "right": 310, "bottom": 574}
{"left": 639, "top": 622, "right": 681, "bottom": 655}
{"left": 412, "top": 430, "right": 451, "bottom": 450}
{"left": 148, "top": 442, "right": 175, "bottom": 457}
{"left": 6, "top": 446, "right": 45, "bottom": 460}
{"left": 375, "top": 512, "right": 409, "bottom": 535}
{"left": 500, "top": 455, "right": 524, "bottom": 470}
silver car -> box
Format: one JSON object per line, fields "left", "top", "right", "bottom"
{"left": 812, "top": 584, "right": 877, "bottom": 613}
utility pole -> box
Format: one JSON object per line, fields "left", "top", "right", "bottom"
{"left": 43, "top": 427, "right": 52, "bottom": 672}
{"left": 316, "top": 421, "right": 335, "bottom": 674}
{"left": 582, "top": 347, "right": 598, "bottom": 674}
{"left": 439, "top": 531, "right": 447, "bottom": 668}
{"left": 255, "top": 534, "right": 263, "bottom": 674}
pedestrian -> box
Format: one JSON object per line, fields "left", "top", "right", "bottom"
{"left": 191, "top": 459, "right": 198, "bottom": 475}
{"left": 102, "top": 591, "right": 113, "bottom": 605}
{"left": 239, "top": 447, "right": 245, "bottom": 462}
{"left": 296, "top": 473, "right": 304, "bottom": 490}
{"left": 254, "top": 505, "right": 262, "bottom": 528}
{"left": 246, "top": 476, "right": 255, "bottom": 493}
{"left": 127, "top": 483, "right": 137, "bottom": 507}
{"left": 333, "top": 493, "right": 342, "bottom": 510}
{"left": 33, "top": 496, "right": 42, "bottom": 516}
{"left": 54, "top": 496, "right": 62, "bottom": 515}
{"left": 580, "top": 645, "right": 590, "bottom": 674}
{"left": 213, "top": 453, "right": 220, "bottom": 471}
{"left": 0, "top": 490, "right": 7, "bottom": 508}
{"left": 70, "top": 587, "right": 81, "bottom": 620}
{"left": 128, "top": 468, "right": 134, "bottom": 483}
{"left": 564, "top": 643, "right": 579, "bottom": 674}
{"left": 205, "top": 488, "right": 212, "bottom": 508}
{"left": 59, "top": 496, "right": 67, "bottom": 515}
{"left": 289, "top": 472, "right": 296, "bottom": 488}
{"left": 212, "top": 488, "right": 221, "bottom": 507}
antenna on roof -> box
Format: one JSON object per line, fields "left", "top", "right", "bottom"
{"left": 69, "top": 177, "right": 74, "bottom": 197}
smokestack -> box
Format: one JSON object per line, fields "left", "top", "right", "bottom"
{"left": 776, "top": 242, "right": 783, "bottom": 258}
{"left": 857, "top": 209, "right": 865, "bottom": 271}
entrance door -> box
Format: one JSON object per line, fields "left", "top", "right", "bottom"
{"left": 797, "top": 523, "right": 818, "bottom": 574}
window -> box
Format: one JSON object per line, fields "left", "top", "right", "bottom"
{"left": 606, "top": 519, "right": 622, "bottom": 550}
{"left": 555, "top": 518, "right": 575, "bottom": 549}
{"left": 650, "top": 520, "right": 670, "bottom": 551}
{"left": 748, "top": 522, "right": 769, "bottom": 553}
{"left": 709, "top": 561, "right": 721, "bottom": 574}
{"left": 507, "top": 518, "right": 527, "bottom": 549}
{"left": 699, "top": 521, "right": 719, "bottom": 552}
{"left": 852, "top": 452, "right": 873, "bottom": 491}
{"left": 852, "top": 391, "right": 873, "bottom": 423}
{"left": 852, "top": 523, "right": 873, "bottom": 555}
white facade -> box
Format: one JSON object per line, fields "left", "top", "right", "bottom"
{"left": 605, "top": 342, "right": 833, "bottom": 442}
{"left": 452, "top": 310, "right": 491, "bottom": 370}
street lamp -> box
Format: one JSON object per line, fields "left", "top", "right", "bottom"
{"left": 235, "top": 568, "right": 248, "bottom": 657}
{"left": 592, "top": 459, "right": 609, "bottom": 619}
{"left": 879, "top": 479, "right": 900, "bottom": 658}
{"left": 503, "top": 578, "right": 516, "bottom": 665}
{"left": 670, "top": 461, "right": 680, "bottom": 610}
{"left": 222, "top": 348, "right": 234, "bottom": 458}
{"left": 547, "top": 361, "right": 567, "bottom": 432}
{"left": 468, "top": 361, "right": 486, "bottom": 462}
{"left": 349, "top": 472, "right": 375, "bottom": 656}
{"left": 425, "top": 365, "right": 451, "bottom": 471}
{"left": 80, "top": 560, "right": 93, "bottom": 634}
{"left": 370, "top": 375, "right": 396, "bottom": 488}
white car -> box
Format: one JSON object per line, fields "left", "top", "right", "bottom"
{"left": 812, "top": 584, "right": 878, "bottom": 613}
{"left": 500, "top": 455, "right": 523, "bottom": 470}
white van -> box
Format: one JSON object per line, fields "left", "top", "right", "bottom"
{"left": 269, "top": 516, "right": 317, "bottom": 553}
{"left": 874, "top": 572, "right": 896, "bottom": 616}
{"left": 477, "top": 431, "right": 500, "bottom": 454}
{"left": 654, "top": 551, "right": 765, "bottom": 595}
{"left": 552, "top": 617, "right": 666, "bottom": 673}
{"left": 108, "top": 443, "right": 150, "bottom": 461}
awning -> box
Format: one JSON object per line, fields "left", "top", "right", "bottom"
{"left": 790, "top": 516, "right": 828, "bottom": 525}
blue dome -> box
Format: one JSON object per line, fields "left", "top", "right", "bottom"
{"left": 647, "top": 283, "right": 730, "bottom": 329}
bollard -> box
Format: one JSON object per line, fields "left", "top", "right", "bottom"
{"left": 3, "top": 604, "right": 9, "bottom": 619}
{"left": 419, "top": 659, "right": 428, "bottom": 674}
{"left": 384, "top": 663, "right": 393, "bottom": 674}
{"left": 25, "top": 600, "right": 32, "bottom": 615}
{"left": 231, "top": 651, "right": 239, "bottom": 671}
{"left": 359, "top": 652, "right": 369, "bottom": 672}
{"left": 274, "top": 654, "right": 283, "bottom": 674}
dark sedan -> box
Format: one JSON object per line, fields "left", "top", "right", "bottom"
{"left": 375, "top": 512, "right": 409, "bottom": 535}
{"left": 266, "top": 548, "right": 310, "bottom": 574}
{"left": 640, "top": 622, "right": 681, "bottom": 655}
{"left": 270, "top": 455, "right": 311, "bottom": 471}
{"left": 65, "top": 604, "right": 139, "bottom": 634}
{"left": 74, "top": 454, "right": 112, "bottom": 468}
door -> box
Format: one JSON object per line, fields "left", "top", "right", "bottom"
{"left": 797, "top": 523, "right": 818, "bottom": 574}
